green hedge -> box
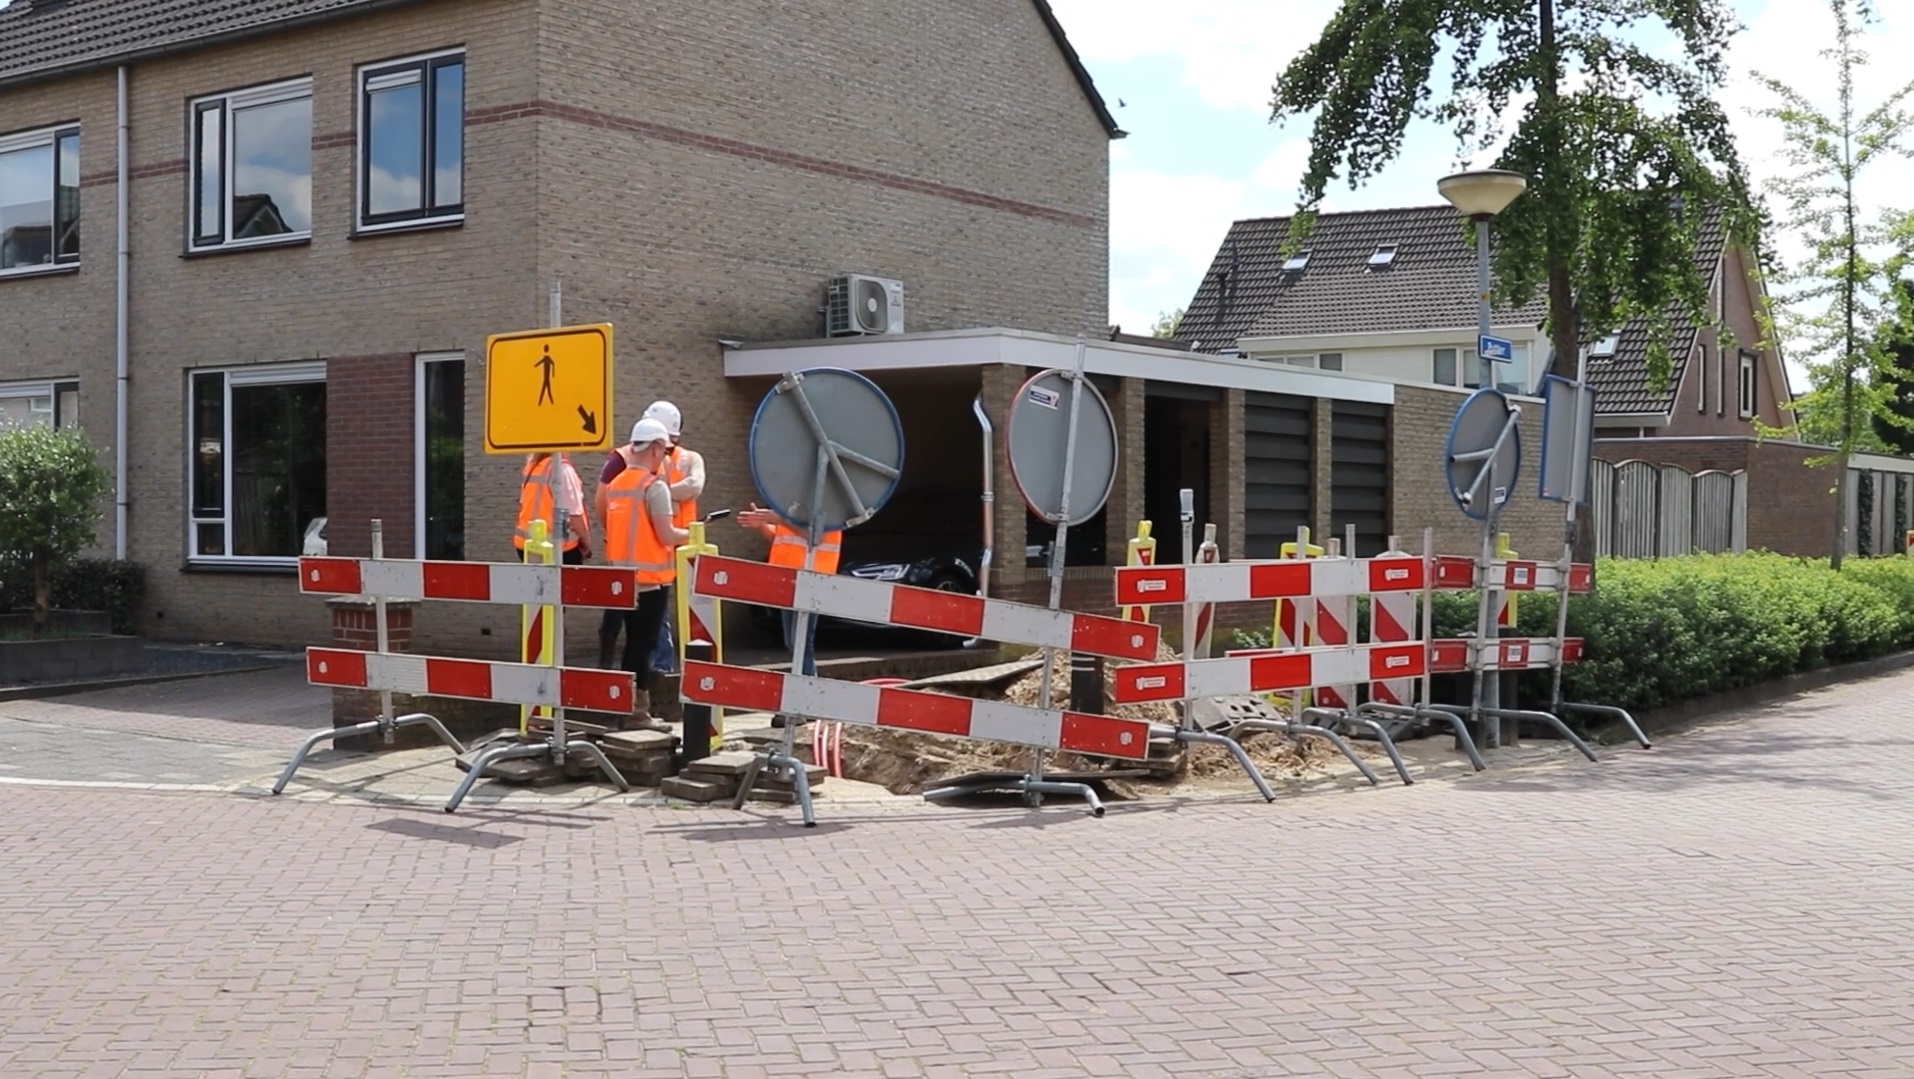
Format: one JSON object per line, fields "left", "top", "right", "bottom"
{"left": 0, "top": 557, "right": 145, "bottom": 635}
{"left": 1230, "top": 552, "right": 1914, "bottom": 714}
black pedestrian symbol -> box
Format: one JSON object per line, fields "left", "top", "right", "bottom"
{"left": 535, "top": 346, "right": 556, "bottom": 406}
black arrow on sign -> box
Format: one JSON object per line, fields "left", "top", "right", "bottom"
{"left": 577, "top": 406, "right": 598, "bottom": 435}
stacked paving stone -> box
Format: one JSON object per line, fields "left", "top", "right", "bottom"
{"left": 592, "top": 730, "right": 678, "bottom": 786}
{"left": 659, "top": 751, "right": 826, "bottom": 805}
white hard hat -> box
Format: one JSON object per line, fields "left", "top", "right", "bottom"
{"left": 643, "top": 400, "right": 683, "bottom": 436}
{"left": 628, "top": 417, "right": 671, "bottom": 447}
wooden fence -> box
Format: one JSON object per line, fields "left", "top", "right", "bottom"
{"left": 1591, "top": 459, "right": 1747, "bottom": 559}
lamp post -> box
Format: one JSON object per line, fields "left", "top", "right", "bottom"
{"left": 1438, "top": 169, "right": 1528, "bottom": 392}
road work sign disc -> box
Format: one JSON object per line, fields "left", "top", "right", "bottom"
{"left": 1007, "top": 369, "right": 1117, "bottom": 527}
{"left": 749, "top": 368, "right": 904, "bottom": 532}
{"left": 1444, "top": 387, "right": 1521, "bottom": 521}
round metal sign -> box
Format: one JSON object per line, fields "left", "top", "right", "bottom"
{"left": 748, "top": 368, "right": 905, "bottom": 532}
{"left": 1006, "top": 369, "right": 1117, "bottom": 527}
{"left": 1445, "top": 388, "right": 1522, "bottom": 521}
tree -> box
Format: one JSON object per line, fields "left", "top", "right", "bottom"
{"left": 0, "top": 426, "right": 112, "bottom": 634}
{"left": 1151, "top": 308, "right": 1185, "bottom": 339}
{"left": 1870, "top": 280, "right": 1914, "bottom": 455}
{"left": 1271, "top": 0, "right": 1757, "bottom": 395}
{"left": 1751, "top": 0, "right": 1914, "bottom": 567}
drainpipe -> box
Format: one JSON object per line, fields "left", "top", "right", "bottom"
{"left": 963, "top": 393, "right": 994, "bottom": 650}
{"left": 114, "top": 64, "right": 130, "bottom": 561}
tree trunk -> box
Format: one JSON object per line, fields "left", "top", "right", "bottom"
{"left": 30, "top": 551, "right": 51, "bottom": 636}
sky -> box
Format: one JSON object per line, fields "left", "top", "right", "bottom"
{"left": 1048, "top": 0, "right": 1914, "bottom": 372}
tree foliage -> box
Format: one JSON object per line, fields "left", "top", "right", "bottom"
{"left": 1872, "top": 281, "right": 1914, "bottom": 455}
{"left": 0, "top": 425, "right": 112, "bottom": 633}
{"left": 1271, "top": 0, "right": 1757, "bottom": 390}
{"left": 1750, "top": 0, "right": 1914, "bottom": 566}
{"left": 1151, "top": 308, "right": 1185, "bottom": 339}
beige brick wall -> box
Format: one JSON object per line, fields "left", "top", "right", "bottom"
{"left": 1391, "top": 385, "right": 1564, "bottom": 559}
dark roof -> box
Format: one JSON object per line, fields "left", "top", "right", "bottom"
{"left": 1106, "top": 327, "right": 1194, "bottom": 350}
{"left": 1180, "top": 205, "right": 1550, "bottom": 352}
{"left": 1182, "top": 202, "right": 1739, "bottom": 417}
{"left": 1580, "top": 208, "right": 1730, "bottom": 415}
{"left": 0, "top": 0, "right": 426, "bottom": 87}
{"left": 1, "top": 0, "right": 1126, "bottom": 141}
{"left": 1030, "top": 0, "right": 1125, "bottom": 139}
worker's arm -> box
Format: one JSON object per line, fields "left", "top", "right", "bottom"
{"left": 736, "top": 503, "right": 779, "bottom": 541}
{"left": 670, "top": 449, "right": 706, "bottom": 503}
{"left": 647, "top": 483, "right": 689, "bottom": 547}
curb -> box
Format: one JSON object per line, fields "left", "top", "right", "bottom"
{"left": 0, "top": 663, "right": 292, "bottom": 703}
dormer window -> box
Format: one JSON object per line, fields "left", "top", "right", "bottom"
{"left": 1281, "top": 249, "right": 1311, "bottom": 273}
{"left": 1590, "top": 333, "right": 1620, "bottom": 359}
{"left": 1367, "top": 244, "right": 1398, "bottom": 269}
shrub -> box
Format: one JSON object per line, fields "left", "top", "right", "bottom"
{"left": 0, "top": 426, "right": 113, "bottom": 633}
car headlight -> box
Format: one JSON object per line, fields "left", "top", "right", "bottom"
{"left": 849, "top": 564, "right": 909, "bottom": 581}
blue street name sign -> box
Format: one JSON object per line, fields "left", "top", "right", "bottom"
{"left": 1478, "top": 334, "right": 1514, "bottom": 364}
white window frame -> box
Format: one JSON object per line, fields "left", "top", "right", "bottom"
{"left": 1739, "top": 351, "right": 1756, "bottom": 419}
{"left": 187, "top": 78, "right": 314, "bottom": 254}
{"left": 186, "top": 361, "right": 327, "bottom": 567}
{"left": 0, "top": 123, "right": 80, "bottom": 277}
{"left": 355, "top": 48, "right": 466, "bottom": 234}
{"left": 0, "top": 378, "right": 77, "bottom": 428}
{"left": 1432, "top": 347, "right": 1459, "bottom": 387}
{"left": 414, "top": 351, "right": 463, "bottom": 559}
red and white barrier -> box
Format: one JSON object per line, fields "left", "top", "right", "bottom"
{"left": 1429, "top": 637, "right": 1584, "bottom": 674}
{"left": 299, "top": 557, "right": 641, "bottom": 608}
{"left": 1432, "top": 557, "right": 1592, "bottom": 594}
{"left": 1117, "top": 554, "right": 1424, "bottom": 607}
{"left": 1112, "top": 643, "right": 1426, "bottom": 704}
{"left": 1312, "top": 583, "right": 1358, "bottom": 709}
{"left": 1368, "top": 548, "right": 1418, "bottom": 706}
{"left": 306, "top": 648, "right": 635, "bottom": 711}
{"left": 694, "top": 555, "right": 1159, "bottom": 661}
{"left": 682, "top": 661, "right": 1153, "bottom": 760}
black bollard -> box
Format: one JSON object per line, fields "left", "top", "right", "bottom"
{"left": 1069, "top": 652, "right": 1103, "bottom": 715}
{"left": 680, "top": 638, "right": 714, "bottom": 767}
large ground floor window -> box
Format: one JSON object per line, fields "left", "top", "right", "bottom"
{"left": 189, "top": 363, "right": 327, "bottom": 562}
{"left": 416, "top": 353, "right": 465, "bottom": 560}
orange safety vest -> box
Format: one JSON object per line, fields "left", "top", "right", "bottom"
{"left": 603, "top": 469, "right": 675, "bottom": 585}
{"left": 769, "top": 524, "right": 842, "bottom": 575}
{"left": 663, "top": 446, "right": 699, "bottom": 530}
{"left": 515, "top": 457, "right": 586, "bottom": 552}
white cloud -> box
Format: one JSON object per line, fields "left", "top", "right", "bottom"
{"left": 1049, "top": 0, "right": 1339, "bottom": 113}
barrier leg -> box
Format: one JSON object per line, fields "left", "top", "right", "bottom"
{"left": 1428, "top": 704, "right": 1598, "bottom": 763}
{"left": 1228, "top": 718, "right": 1380, "bottom": 786}
{"left": 566, "top": 740, "right": 632, "bottom": 795}
{"left": 1560, "top": 701, "right": 1652, "bottom": 749}
{"left": 1305, "top": 706, "right": 1412, "bottom": 786}
{"left": 1170, "top": 726, "right": 1275, "bottom": 802}
{"left": 1358, "top": 702, "right": 1487, "bottom": 772}
{"left": 445, "top": 742, "right": 549, "bottom": 813}
{"left": 273, "top": 713, "right": 465, "bottom": 796}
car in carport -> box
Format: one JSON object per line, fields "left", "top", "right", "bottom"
{"left": 828, "top": 485, "right": 985, "bottom": 641}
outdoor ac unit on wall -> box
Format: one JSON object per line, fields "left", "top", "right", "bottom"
{"left": 825, "top": 274, "right": 905, "bottom": 337}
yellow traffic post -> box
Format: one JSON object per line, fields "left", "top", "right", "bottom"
{"left": 518, "top": 519, "right": 557, "bottom": 735}
{"left": 1495, "top": 532, "right": 1517, "bottom": 628}
{"left": 1120, "top": 520, "right": 1158, "bottom": 624}
{"left": 674, "top": 521, "right": 725, "bottom": 757}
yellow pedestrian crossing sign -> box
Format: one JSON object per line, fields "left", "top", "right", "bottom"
{"left": 483, "top": 323, "right": 614, "bottom": 455}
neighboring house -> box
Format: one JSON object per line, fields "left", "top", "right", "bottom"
{"left": 1181, "top": 204, "right": 1794, "bottom": 436}
{"left": 0, "top": 0, "right": 1120, "bottom": 650}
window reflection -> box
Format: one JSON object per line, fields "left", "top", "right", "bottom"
{"left": 367, "top": 73, "right": 424, "bottom": 217}
{"left": 0, "top": 141, "right": 53, "bottom": 269}
{"left": 433, "top": 62, "right": 463, "bottom": 208}
{"left": 359, "top": 54, "right": 464, "bottom": 226}
{"left": 231, "top": 96, "right": 312, "bottom": 237}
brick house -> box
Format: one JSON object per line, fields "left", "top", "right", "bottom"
{"left": 1180, "top": 204, "right": 1796, "bottom": 436}
{"left": 0, "top": 0, "right": 1123, "bottom": 652}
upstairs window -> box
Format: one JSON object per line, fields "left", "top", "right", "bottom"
{"left": 190, "top": 79, "right": 313, "bottom": 252}
{"left": 1281, "top": 249, "right": 1311, "bottom": 273}
{"left": 359, "top": 50, "right": 465, "bottom": 230}
{"left": 1590, "top": 332, "right": 1620, "bottom": 359}
{"left": 1739, "top": 350, "right": 1756, "bottom": 418}
{"left": 1367, "top": 244, "right": 1398, "bottom": 268}
{"left": 0, "top": 124, "right": 79, "bottom": 274}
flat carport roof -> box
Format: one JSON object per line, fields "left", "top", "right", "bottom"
{"left": 721, "top": 327, "right": 1396, "bottom": 405}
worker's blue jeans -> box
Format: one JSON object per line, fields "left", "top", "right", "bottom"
{"left": 780, "top": 609, "right": 819, "bottom": 677}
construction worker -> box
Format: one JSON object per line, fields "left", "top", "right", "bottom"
{"left": 596, "top": 401, "right": 704, "bottom": 667}
{"left": 738, "top": 502, "right": 840, "bottom": 727}
{"left": 514, "top": 452, "right": 589, "bottom": 564}
{"left": 599, "top": 418, "right": 688, "bottom": 730}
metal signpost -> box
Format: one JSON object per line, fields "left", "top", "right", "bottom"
{"left": 1000, "top": 335, "right": 1118, "bottom": 811}
{"left": 1444, "top": 387, "right": 1522, "bottom": 747}
{"left": 744, "top": 367, "right": 904, "bottom": 826}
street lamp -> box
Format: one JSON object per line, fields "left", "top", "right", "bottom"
{"left": 1438, "top": 169, "right": 1528, "bottom": 392}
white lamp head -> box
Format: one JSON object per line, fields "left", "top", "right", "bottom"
{"left": 1438, "top": 169, "right": 1529, "bottom": 219}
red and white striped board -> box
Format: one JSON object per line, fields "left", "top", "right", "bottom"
{"left": 1117, "top": 554, "right": 1425, "bottom": 607}
{"left": 693, "top": 555, "right": 1159, "bottom": 661}
{"left": 1111, "top": 642, "right": 1427, "bottom": 704}
{"left": 1312, "top": 581, "right": 1358, "bottom": 709}
{"left": 305, "top": 648, "right": 636, "bottom": 711}
{"left": 681, "top": 661, "right": 1153, "bottom": 761}
{"left": 1432, "top": 557, "right": 1592, "bottom": 594}
{"left": 1367, "top": 557, "right": 1419, "bottom": 706}
{"left": 1189, "top": 531, "right": 1221, "bottom": 658}
{"left": 299, "top": 557, "right": 642, "bottom": 609}
{"left": 1428, "top": 637, "right": 1585, "bottom": 674}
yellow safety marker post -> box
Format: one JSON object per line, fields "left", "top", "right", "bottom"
{"left": 518, "top": 518, "right": 557, "bottom": 735}
{"left": 1495, "top": 532, "right": 1517, "bottom": 628}
{"left": 674, "top": 521, "right": 725, "bottom": 759}
{"left": 1120, "top": 520, "right": 1158, "bottom": 625}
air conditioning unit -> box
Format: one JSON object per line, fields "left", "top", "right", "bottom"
{"left": 825, "top": 274, "right": 905, "bottom": 337}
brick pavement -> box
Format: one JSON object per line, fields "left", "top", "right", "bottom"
{"left": 2, "top": 671, "right": 1914, "bottom": 1077}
